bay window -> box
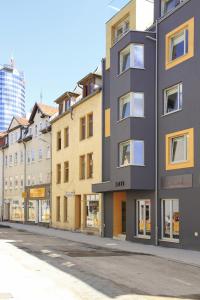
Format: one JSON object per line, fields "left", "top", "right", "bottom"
{"left": 119, "top": 140, "right": 144, "bottom": 167}
{"left": 119, "top": 44, "right": 144, "bottom": 74}
{"left": 119, "top": 92, "right": 144, "bottom": 120}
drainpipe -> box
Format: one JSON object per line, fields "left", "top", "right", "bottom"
{"left": 22, "top": 140, "right": 27, "bottom": 223}
{"left": 155, "top": 19, "right": 158, "bottom": 246}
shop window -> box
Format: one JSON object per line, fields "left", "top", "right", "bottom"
{"left": 119, "top": 44, "right": 144, "bottom": 74}
{"left": 39, "top": 200, "right": 50, "bottom": 223}
{"left": 165, "top": 18, "right": 194, "bottom": 70}
{"left": 63, "top": 196, "right": 68, "bottom": 222}
{"left": 161, "top": 0, "right": 180, "bottom": 16}
{"left": 87, "top": 153, "right": 93, "bottom": 179}
{"left": 80, "top": 117, "right": 86, "bottom": 140}
{"left": 119, "top": 140, "right": 144, "bottom": 167}
{"left": 79, "top": 155, "right": 85, "bottom": 180}
{"left": 64, "top": 127, "right": 69, "bottom": 147}
{"left": 64, "top": 161, "right": 69, "bottom": 183}
{"left": 164, "top": 83, "right": 182, "bottom": 115}
{"left": 119, "top": 92, "right": 144, "bottom": 120}
{"left": 56, "top": 196, "right": 61, "bottom": 222}
{"left": 87, "top": 113, "right": 93, "bottom": 137}
{"left": 56, "top": 164, "right": 61, "bottom": 184}
{"left": 57, "top": 131, "right": 61, "bottom": 150}
{"left": 166, "top": 128, "right": 194, "bottom": 170}
{"left": 28, "top": 200, "right": 36, "bottom": 222}
{"left": 162, "top": 199, "right": 179, "bottom": 241}
{"left": 86, "top": 195, "right": 99, "bottom": 228}
{"left": 136, "top": 200, "right": 151, "bottom": 237}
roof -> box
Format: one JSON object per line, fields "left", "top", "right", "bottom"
{"left": 54, "top": 91, "right": 80, "bottom": 104}
{"left": 77, "top": 73, "right": 102, "bottom": 86}
{"left": 15, "top": 117, "right": 29, "bottom": 126}
{"left": 29, "top": 102, "right": 58, "bottom": 122}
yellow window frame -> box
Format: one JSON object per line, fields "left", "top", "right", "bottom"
{"left": 166, "top": 128, "right": 194, "bottom": 170}
{"left": 165, "top": 17, "right": 194, "bottom": 70}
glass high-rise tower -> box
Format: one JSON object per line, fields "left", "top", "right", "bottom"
{"left": 0, "top": 61, "right": 25, "bottom": 131}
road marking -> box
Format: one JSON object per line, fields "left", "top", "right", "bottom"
{"left": 174, "top": 278, "right": 192, "bottom": 286}
{"left": 62, "top": 261, "right": 75, "bottom": 268}
{"left": 41, "top": 249, "right": 51, "bottom": 254}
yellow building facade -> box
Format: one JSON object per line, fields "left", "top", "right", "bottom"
{"left": 51, "top": 73, "right": 102, "bottom": 235}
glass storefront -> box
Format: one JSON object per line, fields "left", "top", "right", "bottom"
{"left": 10, "top": 200, "right": 24, "bottom": 221}
{"left": 162, "top": 199, "right": 179, "bottom": 240}
{"left": 28, "top": 200, "right": 36, "bottom": 222}
{"left": 39, "top": 200, "right": 50, "bottom": 223}
{"left": 136, "top": 199, "right": 151, "bottom": 237}
{"left": 86, "top": 195, "right": 100, "bottom": 228}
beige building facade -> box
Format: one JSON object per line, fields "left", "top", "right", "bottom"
{"left": 51, "top": 72, "right": 102, "bottom": 235}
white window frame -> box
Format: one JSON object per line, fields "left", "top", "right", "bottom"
{"left": 119, "top": 140, "right": 144, "bottom": 167}
{"left": 170, "top": 29, "right": 188, "bottom": 62}
{"left": 119, "top": 44, "right": 144, "bottom": 74}
{"left": 161, "top": 199, "right": 180, "bottom": 242}
{"left": 170, "top": 134, "right": 187, "bottom": 164}
{"left": 136, "top": 199, "right": 151, "bottom": 238}
{"left": 161, "top": 0, "right": 180, "bottom": 16}
{"left": 119, "top": 92, "right": 144, "bottom": 120}
{"left": 164, "top": 83, "right": 182, "bottom": 115}
{"left": 114, "top": 18, "right": 129, "bottom": 44}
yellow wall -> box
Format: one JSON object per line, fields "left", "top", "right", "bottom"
{"left": 106, "top": 0, "right": 136, "bottom": 70}
{"left": 51, "top": 91, "right": 102, "bottom": 233}
{"left": 113, "top": 192, "right": 127, "bottom": 237}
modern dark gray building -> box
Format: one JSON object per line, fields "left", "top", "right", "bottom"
{"left": 93, "top": 0, "right": 200, "bottom": 251}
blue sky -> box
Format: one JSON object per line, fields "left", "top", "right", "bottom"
{"left": 1, "top": 0, "right": 128, "bottom": 112}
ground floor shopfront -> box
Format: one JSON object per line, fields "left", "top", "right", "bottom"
{"left": 102, "top": 189, "right": 200, "bottom": 250}
{"left": 52, "top": 192, "right": 102, "bottom": 235}
{"left": 24, "top": 184, "right": 51, "bottom": 224}
{"left": 3, "top": 198, "right": 24, "bottom": 222}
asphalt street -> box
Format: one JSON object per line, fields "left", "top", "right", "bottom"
{"left": 0, "top": 227, "right": 200, "bottom": 300}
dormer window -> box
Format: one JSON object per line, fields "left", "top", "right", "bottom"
{"left": 161, "top": 0, "right": 180, "bottom": 16}
{"left": 83, "top": 81, "right": 94, "bottom": 98}
{"left": 59, "top": 102, "right": 63, "bottom": 115}
{"left": 65, "top": 99, "right": 71, "bottom": 112}
{"left": 113, "top": 17, "right": 129, "bottom": 44}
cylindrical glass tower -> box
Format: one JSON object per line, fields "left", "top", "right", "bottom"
{"left": 0, "top": 63, "right": 25, "bottom": 131}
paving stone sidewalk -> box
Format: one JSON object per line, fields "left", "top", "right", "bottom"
{"left": 1, "top": 221, "right": 200, "bottom": 268}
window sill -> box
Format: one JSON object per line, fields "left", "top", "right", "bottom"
{"left": 159, "top": 238, "right": 179, "bottom": 243}
{"left": 161, "top": 109, "right": 182, "bottom": 117}
{"left": 134, "top": 235, "right": 151, "bottom": 240}
{"left": 117, "top": 116, "right": 145, "bottom": 123}
{"left": 117, "top": 164, "right": 145, "bottom": 169}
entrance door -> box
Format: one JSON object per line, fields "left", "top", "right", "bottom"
{"left": 121, "top": 201, "right": 126, "bottom": 234}
{"left": 75, "top": 195, "right": 81, "bottom": 229}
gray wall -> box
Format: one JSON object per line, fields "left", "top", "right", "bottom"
{"left": 158, "top": 0, "right": 200, "bottom": 250}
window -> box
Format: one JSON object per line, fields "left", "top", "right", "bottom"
{"left": 39, "top": 173, "right": 43, "bottom": 183}
{"left": 9, "top": 155, "right": 12, "bottom": 166}
{"left": 64, "top": 127, "right": 69, "bottom": 147}
{"left": 20, "top": 151, "right": 24, "bottom": 163}
{"left": 119, "top": 44, "right": 144, "bottom": 74}
{"left": 39, "top": 122, "right": 42, "bottom": 133}
{"left": 120, "top": 45, "right": 130, "bottom": 73}
{"left": 5, "top": 156, "right": 7, "bottom": 167}
{"left": 59, "top": 103, "right": 63, "bottom": 115}
{"left": 57, "top": 131, "right": 61, "bottom": 150}
{"left": 29, "top": 127, "right": 32, "bottom": 135}
{"left": 113, "top": 18, "right": 129, "bottom": 44}
{"left": 38, "top": 148, "right": 43, "bottom": 160}
{"left": 119, "top": 92, "right": 144, "bottom": 120}
{"left": 65, "top": 99, "right": 71, "bottom": 111}
{"left": 5, "top": 179, "right": 8, "bottom": 190}
{"left": 31, "top": 149, "right": 35, "bottom": 162}
{"left": 136, "top": 200, "right": 151, "bottom": 237}
{"left": 119, "top": 140, "right": 144, "bottom": 167}
{"left": 56, "top": 196, "right": 61, "bottom": 222}
{"left": 87, "top": 153, "right": 93, "bottom": 179}
{"left": 166, "top": 128, "right": 194, "bottom": 170}
{"left": 63, "top": 196, "right": 68, "bottom": 222}
{"left": 64, "top": 161, "right": 69, "bottom": 183}
{"left": 165, "top": 18, "right": 194, "bottom": 70}
{"left": 14, "top": 176, "right": 18, "bottom": 189}
{"left": 14, "top": 152, "right": 18, "bottom": 165}
{"left": 162, "top": 199, "right": 179, "bottom": 241}
{"left": 161, "top": 0, "right": 180, "bottom": 16}
{"left": 87, "top": 113, "right": 93, "bottom": 137}
{"left": 35, "top": 125, "right": 38, "bottom": 137}
{"left": 164, "top": 83, "right": 182, "bottom": 115}
{"left": 46, "top": 145, "right": 51, "bottom": 159}
{"left": 56, "top": 164, "right": 61, "bottom": 184}
{"left": 9, "top": 177, "right": 13, "bottom": 190}
{"left": 20, "top": 176, "right": 23, "bottom": 188}
{"left": 80, "top": 117, "right": 86, "bottom": 140}
{"left": 27, "top": 176, "right": 31, "bottom": 186}
{"left": 86, "top": 195, "right": 100, "bottom": 228}
{"left": 80, "top": 155, "right": 85, "bottom": 180}
{"left": 27, "top": 151, "right": 31, "bottom": 164}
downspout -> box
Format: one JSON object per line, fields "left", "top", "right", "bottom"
{"left": 155, "top": 19, "right": 158, "bottom": 246}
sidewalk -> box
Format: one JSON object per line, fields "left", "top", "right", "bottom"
{"left": 1, "top": 221, "right": 200, "bottom": 268}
